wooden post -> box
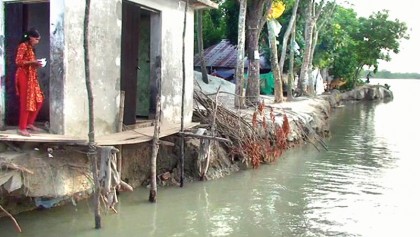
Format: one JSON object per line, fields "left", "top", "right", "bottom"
{"left": 117, "top": 91, "right": 125, "bottom": 132}
{"left": 180, "top": 0, "right": 189, "bottom": 188}
{"left": 149, "top": 57, "right": 162, "bottom": 202}
{"left": 84, "top": 0, "right": 101, "bottom": 229}
{"left": 117, "top": 91, "right": 125, "bottom": 179}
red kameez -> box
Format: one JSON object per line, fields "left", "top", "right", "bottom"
{"left": 15, "top": 42, "right": 44, "bottom": 130}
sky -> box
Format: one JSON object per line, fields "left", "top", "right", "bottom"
{"left": 339, "top": 0, "right": 419, "bottom": 73}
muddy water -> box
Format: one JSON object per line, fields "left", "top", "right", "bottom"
{"left": 1, "top": 79, "right": 420, "bottom": 237}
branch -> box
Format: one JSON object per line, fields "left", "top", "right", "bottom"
{"left": 258, "top": 0, "right": 273, "bottom": 36}
{"left": 0, "top": 205, "right": 22, "bottom": 233}
{"left": 0, "top": 162, "right": 34, "bottom": 174}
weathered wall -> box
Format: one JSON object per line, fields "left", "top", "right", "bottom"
{"left": 56, "top": 0, "right": 121, "bottom": 137}
{"left": 0, "top": 0, "right": 195, "bottom": 137}
{"left": 127, "top": 0, "right": 195, "bottom": 125}
{"left": 0, "top": 2, "right": 5, "bottom": 128}
{"left": 54, "top": 0, "right": 194, "bottom": 137}
{"left": 50, "top": 0, "right": 66, "bottom": 133}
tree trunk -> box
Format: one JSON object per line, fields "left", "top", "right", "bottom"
{"left": 299, "top": 0, "right": 327, "bottom": 96}
{"left": 245, "top": 3, "right": 263, "bottom": 106}
{"left": 287, "top": 21, "right": 297, "bottom": 101}
{"left": 244, "top": 0, "right": 271, "bottom": 105}
{"left": 84, "top": 0, "right": 101, "bottom": 229}
{"left": 279, "top": 0, "right": 300, "bottom": 98}
{"left": 307, "top": 25, "right": 319, "bottom": 95}
{"left": 234, "top": 0, "right": 247, "bottom": 108}
{"left": 267, "top": 20, "right": 282, "bottom": 102}
{"left": 308, "top": 3, "right": 336, "bottom": 95}
{"left": 197, "top": 10, "right": 209, "bottom": 84}
{"left": 298, "top": 0, "right": 314, "bottom": 96}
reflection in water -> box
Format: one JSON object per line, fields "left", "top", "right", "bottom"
{"left": 1, "top": 79, "right": 420, "bottom": 236}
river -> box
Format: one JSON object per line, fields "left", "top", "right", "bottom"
{"left": 1, "top": 79, "right": 420, "bottom": 237}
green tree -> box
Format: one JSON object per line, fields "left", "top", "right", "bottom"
{"left": 352, "top": 10, "right": 409, "bottom": 79}
{"left": 201, "top": 6, "right": 227, "bottom": 48}
{"left": 322, "top": 6, "right": 360, "bottom": 80}
{"left": 221, "top": 0, "right": 240, "bottom": 45}
{"left": 329, "top": 9, "right": 409, "bottom": 88}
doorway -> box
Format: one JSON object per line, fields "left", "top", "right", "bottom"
{"left": 121, "top": 0, "right": 161, "bottom": 126}
{"left": 4, "top": 2, "right": 50, "bottom": 126}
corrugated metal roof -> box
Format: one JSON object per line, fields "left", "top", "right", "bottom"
{"left": 194, "top": 39, "right": 238, "bottom": 68}
{"left": 194, "top": 39, "right": 270, "bottom": 69}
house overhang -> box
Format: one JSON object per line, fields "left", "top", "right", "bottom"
{"left": 189, "top": 0, "right": 218, "bottom": 10}
{"left": 1, "top": 0, "right": 48, "bottom": 3}
{"left": 3, "top": 0, "right": 218, "bottom": 9}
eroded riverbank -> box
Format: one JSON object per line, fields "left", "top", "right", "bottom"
{"left": 0, "top": 75, "right": 393, "bottom": 219}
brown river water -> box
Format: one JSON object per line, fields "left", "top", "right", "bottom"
{"left": 1, "top": 79, "right": 419, "bottom": 237}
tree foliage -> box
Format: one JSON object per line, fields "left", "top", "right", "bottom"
{"left": 198, "top": 1, "right": 410, "bottom": 91}
{"left": 353, "top": 10, "right": 409, "bottom": 73}
{"left": 330, "top": 9, "right": 409, "bottom": 86}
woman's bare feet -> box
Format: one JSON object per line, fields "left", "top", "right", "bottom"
{"left": 27, "top": 124, "right": 44, "bottom": 132}
{"left": 18, "top": 129, "right": 31, "bottom": 137}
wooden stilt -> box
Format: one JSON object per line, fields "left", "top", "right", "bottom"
{"left": 180, "top": 0, "right": 189, "bottom": 188}
{"left": 117, "top": 91, "right": 125, "bottom": 184}
{"left": 84, "top": 0, "right": 101, "bottom": 229}
{"left": 149, "top": 56, "right": 162, "bottom": 202}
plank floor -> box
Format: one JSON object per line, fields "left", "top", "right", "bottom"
{"left": 0, "top": 122, "right": 198, "bottom": 145}
{"left": 96, "top": 122, "right": 199, "bottom": 145}
{"left": 0, "top": 129, "right": 85, "bottom": 144}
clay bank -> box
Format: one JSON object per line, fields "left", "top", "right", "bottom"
{"left": 0, "top": 0, "right": 218, "bottom": 215}
{"left": 0, "top": 70, "right": 393, "bottom": 216}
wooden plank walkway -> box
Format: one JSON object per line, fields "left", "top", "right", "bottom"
{"left": 0, "top": 122, "right": 198, "bottom": 145}
{"left": 96, "top": 122, "right": 199, "bottom": 145}
{"left": 0, "top": 129, "right": 85, "bottom": 144}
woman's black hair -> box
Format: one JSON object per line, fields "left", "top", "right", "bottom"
{"left": 20, "top": 28, "right": 40, "bottom": 44}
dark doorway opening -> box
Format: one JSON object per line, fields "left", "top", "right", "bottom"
{"left": 4, "top": 2, "right": 50, "bottom": 126}
{"left": 121, "top": 0, "right": 161, "bottom": 126}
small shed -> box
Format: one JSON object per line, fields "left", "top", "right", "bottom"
{"left": 193, "top": 39, "right": 271, "bottom": 80}
{"left": 0, "top": 0, "right": 217, "bottom": 139}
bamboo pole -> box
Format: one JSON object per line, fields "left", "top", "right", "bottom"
{"left": 180, "top": 0, "right": 189, "bottom": 188}
{"left": 84, "top": 0, "right": 101, "bottom": 229}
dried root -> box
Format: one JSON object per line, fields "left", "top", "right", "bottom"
{"left": 194, "top": 92, "right": 290, "bottom": 168}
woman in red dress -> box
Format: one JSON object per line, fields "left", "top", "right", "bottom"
{"left": 15, "top": 28, "right": 44, "bottom": 136}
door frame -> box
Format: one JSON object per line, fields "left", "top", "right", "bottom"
{"left": 120, "top": 0, "right": 161, "bottom": 125}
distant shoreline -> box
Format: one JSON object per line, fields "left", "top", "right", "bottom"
{"left": 363, "top": 70, "right": 420, "bottom": 79}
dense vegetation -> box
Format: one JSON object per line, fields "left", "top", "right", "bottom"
{"left": 197, "top": 0, "right": 410, "bottom": 90}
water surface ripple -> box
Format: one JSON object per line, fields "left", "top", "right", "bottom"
{"left": 1, "top": 79, "right": 420, "bottom": 237}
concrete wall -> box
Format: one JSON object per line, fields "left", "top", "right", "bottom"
{"left": 50, "top": 0, "right": 65, "bottom": 133}
{"left": 53, "top": 0, "right": 121, "bottom": 137}
{"left": 126, "top": 0, "right": 195, "bottom": 126}
{"left": 58, "top": 0, "right": 194, "bottom": 137}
